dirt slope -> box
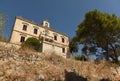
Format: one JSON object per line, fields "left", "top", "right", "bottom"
{"left": 0, "top": 46, "right": 120, "bottom": 81}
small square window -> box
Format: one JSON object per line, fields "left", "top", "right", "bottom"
{"left": 34, "top": 28, "right": 38, "bottom": 34}
{"left": 20, "top": 36, "right": 25, "bottom": 42}
{"left": 22, "top": 25, "right": 27, "bottom": 31}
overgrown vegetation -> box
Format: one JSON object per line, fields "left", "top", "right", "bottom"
{"left": 21, "top": 37, "right": 41, "bottom": 51}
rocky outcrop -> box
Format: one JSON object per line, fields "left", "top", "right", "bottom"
{"left": 0, "top": 45, "right": 120, "bottom": 81}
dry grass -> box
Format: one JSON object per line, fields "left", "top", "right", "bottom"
{"left": 0, "top": 45, "right": 120, "bottom": 81}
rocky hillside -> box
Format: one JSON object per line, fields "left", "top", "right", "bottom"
{"left": 0, "top": 45, "right": 120, "bottom": 81}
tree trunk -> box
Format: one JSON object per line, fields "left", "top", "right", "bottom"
{"left": 114, "top": 53, "right": 118, "bottom": 63}
{"left": 106, "top": 39, "right": 109, "bottom": 61}
{"left": 109, "top": 43, "right": 119, "bottom": 64}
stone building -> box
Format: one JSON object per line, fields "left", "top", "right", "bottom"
{"left": 9, "top": 16, "right": 69, "bottom": 58}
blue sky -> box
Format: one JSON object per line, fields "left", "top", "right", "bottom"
{"left": 1, "top": 0, "right": 120, "bottom": 40}
{"left": 0, "top": 0, "right": 120, "bottom": 55}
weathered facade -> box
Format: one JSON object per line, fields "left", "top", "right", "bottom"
{"left": 9, "top": 16, "right": 69, "bottom": 58}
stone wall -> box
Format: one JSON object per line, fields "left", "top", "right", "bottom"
{"left": 0, "top": 42, "right": 20, "bottom": 49}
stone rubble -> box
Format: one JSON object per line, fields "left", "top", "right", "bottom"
{"left": 0, "top": 45, "right": 119, "bottom": 81}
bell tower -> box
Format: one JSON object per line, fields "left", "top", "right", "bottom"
{"left": 42, "top": 20, "right": 50, "bottom": 28}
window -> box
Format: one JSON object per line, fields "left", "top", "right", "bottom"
{"left": 54, "top": 35, "right": 57, "bottom": 40}
{"left": 22, "top": 25, "right": 27, "bottom": 31}
{"left": 62, "top": 48, "right": 65, "bottom": 53}
{"left": 62, "top": 38, "right": 65, "bottom": 43}
{"left": 34, "top": 28, "right": 38, "bottom": 34}
{"left": 20, "top": 36, "right": 25, "bottom": 42}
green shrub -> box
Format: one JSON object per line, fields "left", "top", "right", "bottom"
{"left": 22, "top": 37, "right": 40, "bottom": 51}
{"left": 75, "top": 55, "right": 86, "bottom": 61}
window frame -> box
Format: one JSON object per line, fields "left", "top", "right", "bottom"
{"left": 20, "top": 36, "right": 25, "bottom": 42}
{"left": 62, "top": 37, "right": 65, "bottom": 43}
{"left": 22, "top": 25, "right": 27, "bottom": 31}
{"left": 62, "top": 48, "right": 65, "bottom": 53}
{"left": 34, "top": 28, "right": 38, "bottom": 34}
{"left": 54, "top": 35, "right": 57, "bottom": 41}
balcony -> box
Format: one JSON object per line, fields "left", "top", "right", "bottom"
{"left": 39, "top": 34, "right": 54, "bottom": 43}
{"left": 44, "top": 37, "right": 53, "bottom": 42}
